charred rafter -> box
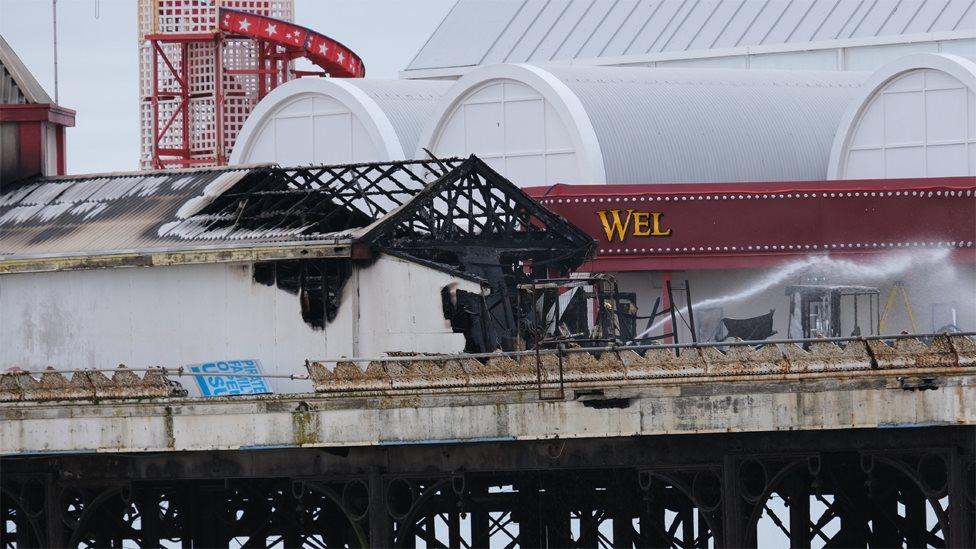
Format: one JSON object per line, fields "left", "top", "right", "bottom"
{"left": 163, "top": 156, "right": 593, "bottom": 340}
{"left": 178, "top": 156, "right": 592, "bottom": 272}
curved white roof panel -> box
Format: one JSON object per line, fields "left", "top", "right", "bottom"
{"left": 418, "top": 63, "right": 867, "bottom": 185}
{"left": 829, "top": 53, "right": 976, "bottom": 179}
{"left": 231, "top": 78, "right": 451, "bottom": 165}
{"left": 406, "top": 0, "right": 976, "bottom": 76}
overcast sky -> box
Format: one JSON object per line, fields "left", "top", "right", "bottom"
{"left": 0, "top": 0, "right": 454, "bottom": 174}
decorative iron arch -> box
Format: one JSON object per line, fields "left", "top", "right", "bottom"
{"left": 0, "top": 483, "right": 46, "bottom": 546}
{"left": 744, "top": 452, "right": 952, "bottom": 547}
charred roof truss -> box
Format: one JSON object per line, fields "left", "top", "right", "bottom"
{"left": 0, "top": 156, "right": 593, "bottom": 276}
{"left": 183, "top": 155, "right": 594, "bottom": 275}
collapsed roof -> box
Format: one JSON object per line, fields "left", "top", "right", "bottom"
{"left": 0, "top": 156, "right": 594, "bottom": 277}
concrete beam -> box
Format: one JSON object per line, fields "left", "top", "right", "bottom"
{"left": 2, "top": 369, "right": 974, "bottom": 455}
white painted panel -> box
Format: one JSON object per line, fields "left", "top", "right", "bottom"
{"left": 939, "top": 39, "right": 976, "bottom": 61}
{"left": 274, "top": 117, "right": 314, "bottom": 166}
{"left": 851, "top": 99, "right": 885, "bottom": 147}
{"left": 845, "top": 42, "right": 941, "bottom": 71}
{"left": 932, "top": 0, "right": 976, "bottom": 31}
{"left": 886, "top": 72, "right": 925, "bottom": 93}
{"left": 663, "top": 0, "right": 727, "bottom": 51}
{"left": 793, "top": 0, "right": 847, "bottom": 42}
{"left": 545, "top": 102, "right": 573, "bottom": 150}
{"left": 0, "top": 258, "right": 478, "bottom": 393}
{"left": 504, "top": 81, "right": 541, "bottom": 102}
{"left": 505, "top": 0, "right": 569, "bottom": 61}
{"left": 43, "top": 123, "right": 57, "bottom": 176}
{"left": 575, "top": 0, "right": 641, "bottom": 58}
{"left": 481, "top": 155, "right": 506, "bottom": 174}
{"left": 926, "top": 143, "right": 969, "bottom": 176}
{"left": 885, "top": 146, "right": 926, "bottom": 177}
{"left": 970, "top": 91, "right": 976, "bottom": 139}
{"left": 277, "top": 96, "right": 313, "bottom": 117}
{"left": 312, "top": 95, "right": 349, "bottom": 115}
{"left": 626, "top": 0, "right": 685, "bottom": 54}
{"left": 432, "top": 79, "right": 581, "bottom": 187}
{"left": 814, "top": 0, "right": 862, "bottom": 40}
{"left": 656, "top": 56, "right": 749, "bottom": 69}
{"left": 531, "top": 0, "right": 596, "bottom": 62}
{"left": 435, "top": 112, "right": 468, "bottom": 156}
{"left": 711, "top": 0, "right": 768, "bottom": 48}
{"left": 748, "top": 49, "right": 839, "bottom": 70}
{"left": 737, "top": 1, "right": 790, "bottom": 46}
{"left": 884, "top": 91, "right": 924, "bottom": 145}
{"left": 351, "top": 117, "right": 379, "bottom": 163}
{"left": 851, "top": 0, "right": 898, "bottom": 38}
{"left": 844, "top": 68, "right": 976, "bottom": 179}
{"left": 313, "top": 113, "right": 353, "bottom": 164}
{"left": 505, "top": 154, "right": 547, "bottom": 187}
{"left": 546, "top": 152, "right": 579, "bottom": 184}
{"left": 467, "top": 82, "right": 504, "bottom": 103}
{"left": 846, "top": 149, "right": 885, "bottom": 178}
{"left": 762, "top": 0, "right": 817, "bottom": 44}
{"left": 480, "top": 0, "right": 548, "bottom": 65}
{"left": 245, "top": 125, "right": 277, "bottom": 163}
{"left": 352, "top": 255, "right": 475, "bottom": 358}
{"left": 906, "top": 0, "right": 956, "bottom": 33}
{"left": 926, "top": 88, "right": 968, "bottom": 142}
{"left": 406, "top": 0, "right": 523, "bottom": 69}
{"left": 686, "top": 0, "right": 745, "bottom": 50}
{"left": 926, "top": 68, "right": 968, "bottom": 90}
{"left": 504, "top": 99, "right": 546, "bottom": 152}
{"left": 464, "top": 102, "right": 505, "bottom": 155}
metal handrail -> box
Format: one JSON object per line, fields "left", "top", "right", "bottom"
{"left": 4, "top": 366, "right": 309, "bottom": 380}
{"left": 306, "top": 331, "right": 975, "bottom": 364}
{"left": 6, "top": 332, "right": 971, "bottom": 377}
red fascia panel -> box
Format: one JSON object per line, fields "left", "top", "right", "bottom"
{"left": 0, "top": 104, "right": 76, "bottom": 127}
{"left": 218, "top": 8, "right": 365, "bottom": 78}
{"left": 525, "top": 177, "right": 976, "bottom": 271}
{"left": 526, "top": 176, "right": 976, "bottom": 198}
{"left": 583, "top": 248, "right": 976, "bottom": 272}
{"left": 17, "top": 122, "right": 43, "bottom": 178}
{"left": 55, "top": 125, "right": 66, "bottom": 175}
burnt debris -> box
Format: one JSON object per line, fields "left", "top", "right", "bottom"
{"left": 174, "top": 156, "right": 594, "bottom": 337}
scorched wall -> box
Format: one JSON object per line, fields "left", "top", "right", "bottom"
{"left": 0, "top": 254, "right": 477, "bottom": 393}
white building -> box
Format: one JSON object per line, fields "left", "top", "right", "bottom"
{"left": 2, "top": 0, "right": 973, "bottom": 385}
{"left": 230, "top": 78, "right": 451, "bottom": 165}
{"left": 402, "top": 0, "right": 976, "bottom": 80}
{"left": 0, "top": 158, "right": 591, "bottom": 392}
{"left": 226, "top": 0, "right": 976, "bottom": 345}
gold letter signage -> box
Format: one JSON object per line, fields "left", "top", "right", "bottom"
{"left": 597, "top": 209, "right": 671, "bottom": 242}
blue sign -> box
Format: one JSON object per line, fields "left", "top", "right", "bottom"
{"left": 188, "top": 359, "right": 272, "bottom": 397}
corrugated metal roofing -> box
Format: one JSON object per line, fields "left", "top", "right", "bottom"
{"left": 343, "top": 79, "right": 453, "bottom": 157}
{"left": 406, "top": 0, "right": 976, "bottom": 72}
{"left": 0, "top": 166, "right": 261, "bottom": 259}
{"left": 0, "top": 34, "right": 52, "bottom": 104}
{"left": 540, "top": 64, "right": 868, "bottom": 182}
{"left": 0, "top": 157, "right": 591, "bottom": 276}
{"left": 0, "top": 159, "right": 462, "bottom": 263}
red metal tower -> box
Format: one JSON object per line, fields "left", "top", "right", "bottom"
{"left": 138, "top": 0, "right": 364, "bottom": 169}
